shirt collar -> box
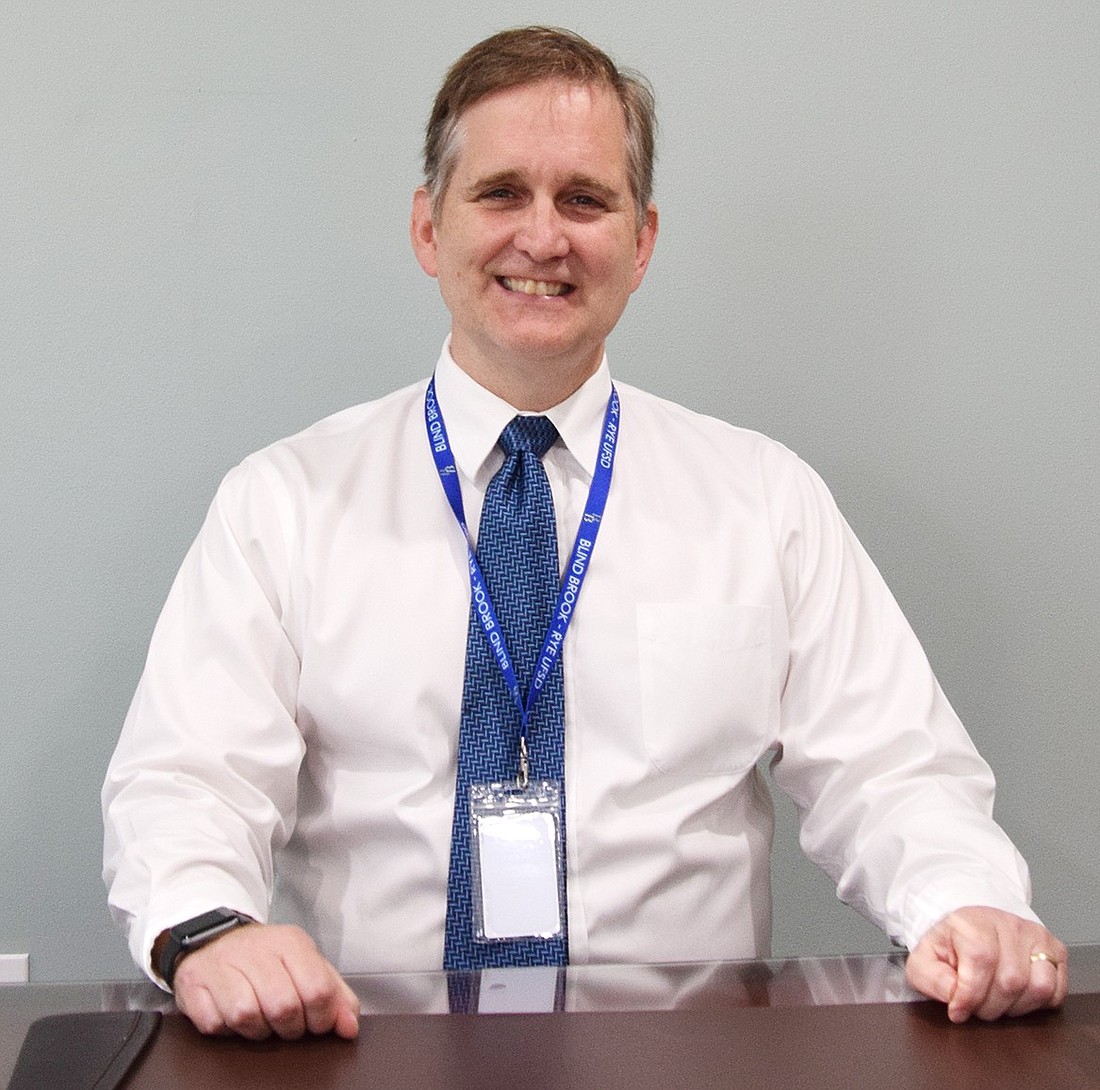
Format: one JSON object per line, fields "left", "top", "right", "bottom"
{"left": 431, "top": 340, "right": 613, "bottom": 484}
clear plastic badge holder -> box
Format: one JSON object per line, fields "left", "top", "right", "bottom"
{"left": 469, "top": 780, "right": 565, "bottom": 943}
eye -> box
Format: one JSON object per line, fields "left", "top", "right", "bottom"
{"left": 561, "top": 192, "right": 612, "bottom": 219}
{"left": 481, "top": 186, "right": 518, "bottom": 202}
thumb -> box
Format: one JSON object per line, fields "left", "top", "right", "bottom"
{"left": 906, "top": 943, "right": 958, "bottom": 1005}
{"left": 334, "top": 979, "right": 361, "bottom": 1039}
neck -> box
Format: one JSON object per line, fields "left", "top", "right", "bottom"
{"left": 449, "top": 343, "right": 602, "bottom": 412}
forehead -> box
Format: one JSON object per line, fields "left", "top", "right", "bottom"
{"left": 452, "top": 79, "right": 631, "bottom": 185}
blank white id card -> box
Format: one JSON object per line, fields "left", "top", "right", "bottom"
{"left": 469, "top": 781, "right": 564, "bottom": 942}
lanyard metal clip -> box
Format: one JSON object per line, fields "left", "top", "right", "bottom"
{"left": 517, "top": 735, "right": 530, "bottom": 790}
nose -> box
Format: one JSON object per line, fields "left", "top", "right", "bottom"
{"left": 512, "top": 198, "right": 570, "bottom": 262}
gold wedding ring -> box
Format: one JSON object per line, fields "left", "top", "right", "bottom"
{"left": 1030, "top": 951, "right": 1059, "bottom": 969}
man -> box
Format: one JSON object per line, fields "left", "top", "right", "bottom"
{"left": 102, "top": 27, "right": 1067, "bottom": 1042}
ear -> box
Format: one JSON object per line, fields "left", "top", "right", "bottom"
{"left": 410, "top": 187, "right": 439, "bottom": 278}
{"left": 629, "top": 203, "right": 659, "bottom": 292}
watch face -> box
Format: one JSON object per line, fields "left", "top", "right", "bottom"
{"left": 174, "top": 908, "right": 239, "bottom": 942}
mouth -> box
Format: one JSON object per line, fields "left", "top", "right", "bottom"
{"left": 497, "top": 276, "right": 574, "bottom": 298}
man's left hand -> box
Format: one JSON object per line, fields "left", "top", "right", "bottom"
{"left": 906, "top": 906, "right": 1068, "bottom": 1022}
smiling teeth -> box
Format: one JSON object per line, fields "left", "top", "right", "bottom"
{"left": 501, "top": 277, "right": 569, "bottom": 296}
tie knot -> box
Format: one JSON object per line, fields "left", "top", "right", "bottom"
{"left": 499, "top": 416, "right": 559, "bottom": 459}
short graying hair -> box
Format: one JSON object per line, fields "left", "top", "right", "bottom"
{"left": 423, "top": 27, "right": 656, "bottom": 231}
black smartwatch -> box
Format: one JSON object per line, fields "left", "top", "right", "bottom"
{"left": 158, "top": 907, "right": 253, "bottom": 989}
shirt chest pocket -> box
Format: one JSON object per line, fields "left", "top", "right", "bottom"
{"left": 637, "top": 604, "right": 774, "bottom": 778}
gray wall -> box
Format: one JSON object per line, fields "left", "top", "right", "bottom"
{"left": 2, "top": 1, "right": 1096, "bottom": 981}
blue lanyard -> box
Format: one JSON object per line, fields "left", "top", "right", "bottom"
{"left": 425, "top": 377, "right": 619, "bottom": 748}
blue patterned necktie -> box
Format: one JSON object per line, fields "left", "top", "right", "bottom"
{"left": 443, "top": 415, "right": 568, "bottom": 972}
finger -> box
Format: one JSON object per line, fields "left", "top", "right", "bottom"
{"left": 181, "top": 966, "right": 273, "bottom": 1040}
{"left": 1051, "top": 947, "right": 1071, "bottom": 1007}
{"left": 332, "top": 979, "right": 362, "bottom": 1040}
{"left": 944, "top": 940, "right": 1001, "bottom": 1023}
{"left": 254, "top": 970, "right": 309, "bottom": 1040}
{"left": 175, "top": 982, "right": 232, "bottom": 1037}
{"left": 1004, "top": 946, "right": 1069, "bottom": 1018}
{"left": 215, "top": 967, "right": 284, "bottom": 1040}
{"left": 286, "top": 957, "right": 360, "bottom": 1038}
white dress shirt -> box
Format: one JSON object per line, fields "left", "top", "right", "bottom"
{"left": 103, "top": 344, "right": 1038, "bottom": 983}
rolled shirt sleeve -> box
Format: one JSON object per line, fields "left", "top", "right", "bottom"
{"left": 102, "top": 459, "right": 305, "bottom": 981}
{"left": 767, "top": 454, "right": 1037, "bottom": 948}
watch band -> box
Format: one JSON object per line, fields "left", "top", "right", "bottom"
{"left": 158, "top": 907, "right": 253, "bottom": 989}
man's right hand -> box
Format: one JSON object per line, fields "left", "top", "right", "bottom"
{"left": 168, "top": 923, "right": 360, "bottom": 1040}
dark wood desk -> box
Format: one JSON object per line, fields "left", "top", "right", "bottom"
{"left": 4, "top": 947, "right": 1098, "bottom": 1089}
